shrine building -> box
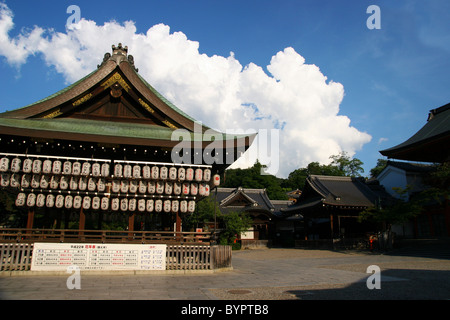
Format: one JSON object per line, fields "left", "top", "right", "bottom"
{"left": 0, "top": 44, "right": 255, "bottom": 239}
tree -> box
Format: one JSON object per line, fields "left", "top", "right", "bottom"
{"left": 218, "top": 210, "right": 252, "bottom": 248}
{"left": 369, "top": 159, "right": 388, "bottom": 178}
{"left": 223, "top": 160, "right": 289, "bottom": 200}
{"left": 329, "top": 151, "right": 364, "bottom": 177}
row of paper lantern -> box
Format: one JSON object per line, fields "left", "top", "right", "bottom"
{"left": 0, "top": 157, "right": 216, "bottom": 183}
{"left": 15, "top": 193, "right": 196, "bottom": 213}
{"left": 1, "top": 173, "right": 212, "bottom": 196}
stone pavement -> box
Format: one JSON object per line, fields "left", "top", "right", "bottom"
{"left": 1, "top": 244, "right": 450, "bottom": 301}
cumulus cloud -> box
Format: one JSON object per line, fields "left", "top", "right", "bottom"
{"left": 0, "top": 3, "right": 371, "bottom": 178}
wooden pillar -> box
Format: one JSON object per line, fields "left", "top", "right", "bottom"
{"left": 26, "top": 209, "right": 34, "bottom": 229}
{"left": 330, "top": 213, "right": 334, "bottom": 239}
{"left": 175, "top": 211, "right": 182, "bottom": 241}
{"left": 128, "top": 213, "right": 135, "bottom": 232}
{"left": 79, "top": 208, "right": 85, "bottom": 234}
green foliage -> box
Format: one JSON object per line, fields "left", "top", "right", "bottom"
{"left": 359, "top": 186, "right": 423, "bottom": 230}
{"left": 218, "top": 210, "right": 252, "bottom": 246}
{"left": 369, "top": 159, "right": 388, "bottom": 178}
{"left": 329, "top": 151, "right": 364, "bottom": 177}
{"left": 184, "top": 196, "right": 221, "bottom": 230}
{"left": 223, "top": 160, "right": 289, "bottom": 200}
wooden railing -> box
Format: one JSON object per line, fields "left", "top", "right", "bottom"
{"left": 0, "top": 228, "right": 211, "bottom": 245}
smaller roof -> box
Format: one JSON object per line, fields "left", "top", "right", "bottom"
{"left": 383, "top": 161, "right": 436, "bottom": 174}
{"left": 283, "top": 175, "right": 392, "bottom": 216}
{"left": 215, "top": 187, "right": 275, "bottom": 214}
{"left": 380, "top": 103, "right": 450, "bottom": 163}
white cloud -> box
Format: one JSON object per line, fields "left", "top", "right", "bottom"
{"left": 0, "top": 3, "right": 372, "bottom": 178}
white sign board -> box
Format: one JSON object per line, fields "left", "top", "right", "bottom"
{"left": 31, "top": 243, "right": 166, "bottom": 271}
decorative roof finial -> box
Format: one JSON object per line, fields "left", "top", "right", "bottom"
{"left": 97, "top": 43, "right": 138, "bottom": 72}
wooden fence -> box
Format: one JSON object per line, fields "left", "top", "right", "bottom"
{"left": 0, "top": 243, "right": 232, "bottom": 272}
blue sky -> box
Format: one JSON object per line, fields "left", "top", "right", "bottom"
{"left": 0, "top": 0, "right": 449, "bottom": 178}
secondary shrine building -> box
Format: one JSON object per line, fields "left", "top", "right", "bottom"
{"left": 0, "top": 44, "right": 255, "bottom": 235}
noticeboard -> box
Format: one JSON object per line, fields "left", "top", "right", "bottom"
{"left": 31, "top": 242, "right": 166, "bottom": 271}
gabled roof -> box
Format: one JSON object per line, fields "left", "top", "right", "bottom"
{"left": 215, "top": 187, "right": 275, "bottom": 214}
{"left": 0, "top": 44, "right": 255, "bottom": 165}
{"left": 282, "top": 175, "right": 393, "bottom": 215}
{"left": 380, "top": 103, "right": 450, "bottom": 163}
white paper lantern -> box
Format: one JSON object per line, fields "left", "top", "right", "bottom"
{"left": 146, "top": 199, "right": 154, "bottom": 212}
{"left": 199, "top": 183, "right": 206, "bottom": 196}
{"left": 142, "top": 165, "right": 151, "bottom": 179}
{"left": 138, "top": 199, "right": 146, "bottom": 212}
{"left": 101, "top": 163, "right": 110, "bottom": 177}
{"left": 15, "top": 193, "right": 26, "bottom": 206}
{"left": 1, "top": 173, "right": 10, "bottom": 187}
{"left": 180, "top": 200, "right": 188, "bottom": 213}
{"left": 52, "top": 160, "right": 61, "bottom": 175}
{"left": 0, "top": 157, "right": 9, "bottom": 172}
{"left": 188, "top": 200, "right": 196, "bottom": 213}
{"left": 173, "top": 182, "right": 182, "bottom": 195}
{"left": 10, "top": 173, "right": 20, "bottom": 188}
{"left": 73, "top": 195, "right": 82, "bottom": 209}
{"left": 111, "top": 198, "right": 120, "bottom": 211}
{"left": 203, "top": 168, "right": 211, "bottom": 182}
{"left": 186, "top": 168, "right": 194, "bottom": 181}
{"left": 72, "top": 162, "right": 81, "bottom": 175}
{"left": 178, "top": 167, "right": 186, "bottom": 181}
{"left": 171, "top": 200, "right": 179, "bottom": 212}
{"left": 20, "top": 174, "right": 30, "bottom": 188}
{"left": 31, "top": 175, "right": 40, "bottom": 188}
{"left": 60, "top": 176, "right": 69, "bottom": 190}
{"left": 133, "top": 165, "right": 141, "bottom": 179}
{"left": 169, "top": 167, "right": 177, "bottom": 180}
{"left": 112, "top": 180, "right": 120, "bottom": 193}
{"left": 49, "top": 176, "right": 59, "bottom": 189}
{"left": 46, "top": 194, "right": 55, "bottom": 208}
{"left": 97, "top": 178, "right": 106, "bottom": 192}
{"left": 22, "top": 159, "right": 32, "bottom": 173}
{"left": 182, "top": 182, "right": 190, "bottom": 195}
{"left": 155, "top": 199, "right": 163, "bottom": 212}
{"left": 114, "top": 163, "right": 123, "bottom": 177}
{"left": 36, "top": 193, "right": 46, "bottom": 208}
{"left": 101, "top": 197, "right": 109, "bottom": 210}
{"left": 120, "top": 180, "right": 129, "bottom": 193}
{"left": 165, "top": 181, "right": 173, "bottom": 194}
{"left": 63, "top": 161, "right": 72, "bottom": 175}
{"left": 56, "top": 194, "right": 65, "bottom": 208}
{"left": 42, "top": 159, "right": 52, "bottom": 174}
{"left": 195, "top": 168, "right": 203, "bottom": 182}
{"left": 81, "top": 162, "right": 91, "bottom": 176}
{"left": 151, "top": 166, "right": 159, "bottom": 180}
{"left": 78, "top": 177, "right": 87, "bottom": 191}
{"left": 129, "top": 180, "right": 138, "bottom": 193}
{"left": 39, "top": 175, "right": 49, "bottom": 189}
{"left": 160, "top": 166, "right": 168, "bottom": 180}
{"left": 205, "top": 184, "right": 210, "bottom": 197}
{"left": 156, "top": 181, "right": 164, "bottom": 194}
{"left": 147, "top": 181, "right": 156, "bottom": 194}
{"left": 129, "top": 198, "right": 137, "bottom": 211}
{"left": 88, "top": 178, "right": 97, "bottom": 191}
{"left": 123, "top": 164, "right": 132, "bottom": 178}
{"left": 82, "top": 196, "right": 91, "bottom": 210}
{"left": 163, "top": 200, "right": 171, "bottom": 212}
{"left": 92, "top": 163, "right": 101, "bottom": 177}
{"left": 138, "top": 181, "right": 147, "bottom": 193}
{"left": 120, "top": 198, "right": 128, "bottom": 211}
{"left": 213, "top": 174, "right": 220, "bottom": 186}
{"left": 32, "top": 159, "right": 42, "bottom": 174}
{"left": 92, "top": 196, "right": 100, "bottom": 210}
{"left": 27, "top": 193, "right": 36, "bottom": 207}
{"left": 11, "top": 158, "right": 21, "bottom": 173}
{"left": 65, "top": 195, "right": 74, "bottom": 209}
{"left": 190, "top": 183, "right": 198, "bottom": 195}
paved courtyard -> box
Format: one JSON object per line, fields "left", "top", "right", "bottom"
{"left": 1, "top": 241, "right": 449, "bottom": 302}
